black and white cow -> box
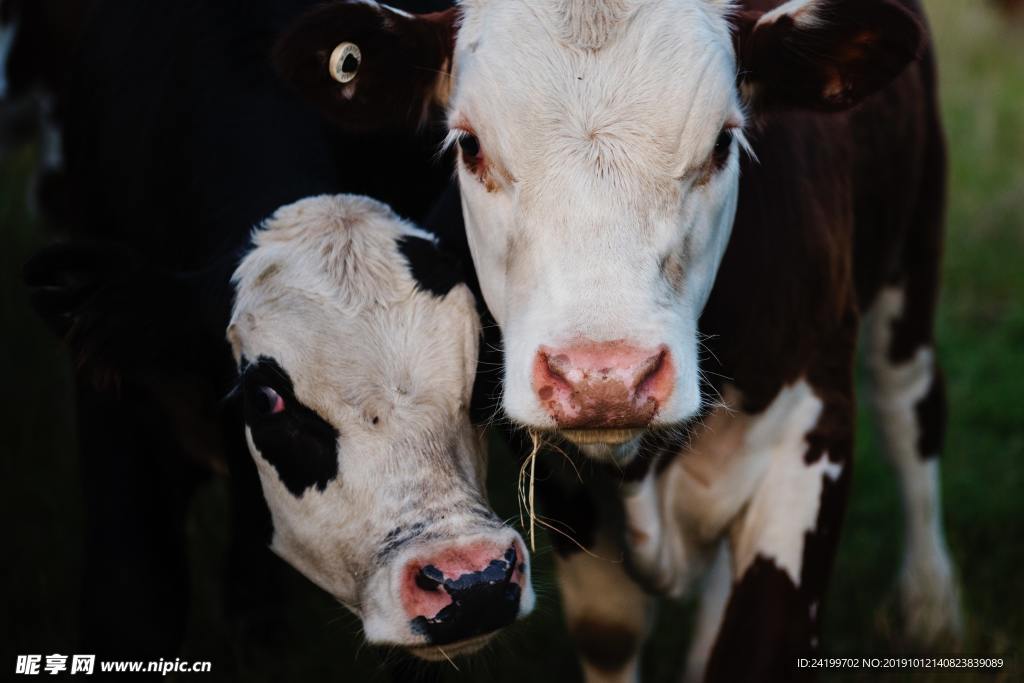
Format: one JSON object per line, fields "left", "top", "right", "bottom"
{"left": 276, "top": 0, "right": 960, "bottom": 680}
{"left": 228, "top": 194, "right": 532, "bottom": 656}
{"left": 18, "top": 0, "right": 534, "bottom": 672}
{"left": 26, "top": 192, "right": 535, "bottom": 661}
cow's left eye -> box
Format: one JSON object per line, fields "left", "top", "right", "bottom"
{"left": 711, "top": 129, "right": 734, "bottom": 170}
{"left": 458, "top": 133, "right": 481, "bottom": 160}
{"left": 254, "top": 386, "right": 286, "bottom": 416}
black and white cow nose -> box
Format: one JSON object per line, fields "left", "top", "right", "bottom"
{"left": 401, "top": 542, "right": 526, "bottom": 645}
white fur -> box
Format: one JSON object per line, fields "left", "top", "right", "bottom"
{"left": 380, "top": 3, "right": 414, "bottom": 19}
{"left": 864, "top": 287, "right": 961, "bottom": 643}
{"left": 618, "top": 379, "right": 839, "bottom": 683}
{"left": 683, "top": 540, "right": 731, "bottom": 683}
{"left": 730, "top": 384, "right": 840, "bottom": 585}
{"left": 758, "top": 0, "right": 823, "bottom": 29}
{"left": 449, "top": 0, "right": 744, "bottom": 436}
{"left": 228, "top": 195, "right": 533, "bottom": 649}
{"left": 624, "top": 380, "right": 837, "bottom": 597}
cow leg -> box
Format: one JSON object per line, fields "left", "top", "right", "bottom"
{"left": 861, "top": 95, "right": 960, "bottom": 644}
{"left": 864, "top": 285, "right": 961, "bottom": 644}
{"left": 681, "top": 540, "right": 731, "bottom": 683}
{"left": 524, "top": 440, "right": 652, "bottom": 683}
{"left": 556, "top": 532, "right": 653, "bottom": 683}
{"left": 705, "top": 378, "right": 853, "bottom": 682}
{"left": 618, "top": 444, "right": 727, "bottom": 683}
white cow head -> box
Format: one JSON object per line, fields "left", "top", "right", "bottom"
{"left": 275, "top": 0, "right": 922, "bottom": 461}
{"left": 228, "top": 195, "right": 533, "bottom": 658}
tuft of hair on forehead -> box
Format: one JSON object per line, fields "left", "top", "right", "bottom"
{"left": 232, "top": 195, "right": 433, "bottom": 318}
{"left": 549, "top": 0, "right": 737, "bottom": 50}
{"left": 556, "top": 0, "right": 633, "bottom": 50}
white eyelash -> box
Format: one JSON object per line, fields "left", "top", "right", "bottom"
{"left": 441, "top": 127, "right": 469, "bottom": 154}
{"left": 733, "top": 127, "right": 758, "bottom": 164}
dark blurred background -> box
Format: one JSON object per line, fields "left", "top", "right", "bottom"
{"left": 2, "top": 1, "right": 1021, "bottom": 681}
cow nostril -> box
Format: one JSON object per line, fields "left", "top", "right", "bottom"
{"left": 546, "top": 353, "right": 571, "bottom": 378}
{"left": 404, "top": 542, "right": 527, "bottom": 646}
{"left": 634, "top": 349, "right": 667, "bottom": 393}
{"left": 415, "top": 565, "right": 444, "bottom": 592}
{"left": 542, "top": 352, "right": 574, "bottom": 386}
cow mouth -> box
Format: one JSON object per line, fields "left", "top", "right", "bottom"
{"left": 558, "top": 429, "right": 646, "bottom": 465}
{"left": 561, "top": 428, "right": 645, "bottom": 446}
{"left": 407, "top": 633, "right": 496, "bottom": 661}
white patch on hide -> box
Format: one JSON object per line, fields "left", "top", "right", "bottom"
{"left": 864, "top": 286, "right": 961, "bottom": 643}
{"left": 730, "top": 380, "right": 840, "bottom": 586}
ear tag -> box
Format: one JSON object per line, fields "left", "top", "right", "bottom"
{"left": 329, "top": 42, "right": 362, "bottom": 84}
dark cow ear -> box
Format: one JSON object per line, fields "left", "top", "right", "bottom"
{"left": 23, "top": 242, "right": 212, "bottom": 389}
{"left": 734, "top": 0, "right": 924, "bottom": 112}
{"left": 273, "top": 1, "right": 457, "bottom": 132}
{"left": 397, "top": 235, "right": 463, "bottom": 297}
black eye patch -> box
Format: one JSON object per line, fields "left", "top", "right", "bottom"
{"left": 240, "top": 356, "right": 340, "bottom": 497}
{"left": 397, "top": 235, "right": 463, "bottom": 298}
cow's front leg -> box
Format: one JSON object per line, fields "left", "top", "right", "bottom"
{"left": 556, "top": 532, "right": 653, "bottom": 683}
{"left": 620, "top": 439, "right": 709, "bottom": 599}
{"left": 705, "top": 379, "right": 854, "bottom": 683}
{"left": 865, "top": 285, "right": 961, "bottom": 644}
{"left": 682, "top": 540, "right": 732, "bottom": 683}
{"left": 530, "top": 451, "right": 652, "bottom": 683}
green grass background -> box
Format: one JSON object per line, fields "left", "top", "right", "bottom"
{"left": 2, "top": 1, "right": 1021, "bottom": 680}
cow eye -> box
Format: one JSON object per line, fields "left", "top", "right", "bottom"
{"left": 711, "top": 129, "right": 734, "bottom": 169}
{"left": 253, "top": 386, "right": 286, "bottom": 416}
{"left": 458, "top": 133, "right": 481, "bottom": 159}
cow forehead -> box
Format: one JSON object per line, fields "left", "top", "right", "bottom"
{"left": 457, "top": 0, "right": 734, "bottom": 51}
{"left": 230, "top": 195, "right": 476, "bottom": 428}
{"left": 240, "top": 291, "right": 471, "bottom": 428}
{"left": 453, "top": 0, "right": 739, "bottom": 175}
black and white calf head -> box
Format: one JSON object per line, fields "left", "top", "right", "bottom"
{"left": 228, "top": 195, "right": 533, "bottom": 657}
{"left": 275, "top": 0, "right": 922, "bottom": 461}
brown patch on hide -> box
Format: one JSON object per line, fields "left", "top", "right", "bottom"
{"left": 571, "top": 618, "right": 638, "bottom": 673}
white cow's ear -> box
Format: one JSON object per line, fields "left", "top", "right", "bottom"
{"left": 273, "top": 1, "right": 457, "bottom": 132}
{"left": 226, "top": 322, "right": 244, "bottom": 363}
{"left": 449, "top": 284, "right": 481, "bottom": 407}
{"left": 734, "top": 0, "right": 923, "bottom": 112}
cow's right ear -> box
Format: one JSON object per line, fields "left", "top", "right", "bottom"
{"left": 273, "top": 2, "right": 457, "bottom": 132}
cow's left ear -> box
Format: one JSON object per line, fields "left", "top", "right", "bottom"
{"left": 273, "top": 1, "right": 457, "bottom": 132}
{"left": 734, "top": 0, "right": 924, "bottom": 112}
